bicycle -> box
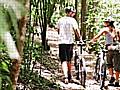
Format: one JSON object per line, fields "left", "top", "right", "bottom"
{"left": 93, "top": 43, "right": 108, "bottom": 89}
{"left": 74, "top": 41, "right": 87, "bottom": 88}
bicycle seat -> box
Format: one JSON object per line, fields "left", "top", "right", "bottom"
{"left": 102, "top": 49, "right": 108, "bottom": 53}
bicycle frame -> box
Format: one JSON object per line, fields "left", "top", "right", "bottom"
{"left": 99, "top": 49, "right": 106, "bottom": 88}
{"left": 74, "top": 41, "right": 87, "bottom": 88}
{"left": 93, "top": 45, "right": 108, "bottom": 89}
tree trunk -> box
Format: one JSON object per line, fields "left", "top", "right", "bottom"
{"left": 10, "top": 0, "right": 29, "bottom": 90}
{"left": 75, "top": 0, "right": 78, "bottom": 22}
{"left": 41, "top": 0, "right": 47, "bottom": 50}
{"left": 81, "top": 0, "right": 87, "bottom": 40}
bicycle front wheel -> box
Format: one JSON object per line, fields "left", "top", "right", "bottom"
{"left": 100, "top": 63, "right": 106, "bottom": 89}
{"left": 93, "top": 58, "right": 100, "bottom": 82}
{"left": 81, "top": 70, "right": 86, "bottom": 88}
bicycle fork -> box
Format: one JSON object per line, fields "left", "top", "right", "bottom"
{"left": 99, "top": 50, "right": 107, "bottom": 89}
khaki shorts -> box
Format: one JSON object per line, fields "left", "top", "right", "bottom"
{"left": 107, "top": 50, "right": 120, "bottom": 72}
{"left": 113, "top": 50, "right": 120, "bottom": 72}
{"left": 106, "top": 50, "right": 114, "bottom": 68}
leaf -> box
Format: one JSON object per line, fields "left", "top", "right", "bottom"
{"left": 0, "top": 0, "right": 26, "bottom": 40}
{"left": 1, "top": 61, "right": 8, "bottom": 69}
{"left": 1, "top": 75, "right": 13, "bottom": 90}
{"left": 0, "top": 61, "right": 9, "bottom": 73}
{"left": 8, "top": 6, "right": 18, "bottom": 30}
{"left": 0, "top": 0, "right": 26, "bottom": 19}
{"left": 0, "top": 6, "right": 11, "bottom": 35}
{"left": 0, "top": 76, "right": 2, "bottom": 90}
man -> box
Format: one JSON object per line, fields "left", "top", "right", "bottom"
{"left": 57, "top": 6, "right": 81, "bottom": 84}
{"left": 91, "top": 16, "right": 120, "bottom": 86}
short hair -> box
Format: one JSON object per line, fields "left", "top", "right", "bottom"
{"left": 65, "top": 6, "right": 72, "bottom": 13}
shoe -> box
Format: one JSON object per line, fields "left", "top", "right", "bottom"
{"left": 108, "top": 83, "right": 114, "bottom": 86}
{"left": 109, "top": 77, "right": 115, "bottom": 83}
{"left": 114, "top": 82, "right": 120, "bottom": 87}
{"left": 69, "top": 79, "right": 74, "bottom": 83}
{"left": 64, "top": 78, "right": 68, "bottom": 84}
{"left": 108, "top": 77, "right": 115, "bottom": 86}
{"left": 68, "top": 73, "right": 75, "bottom": 83}
{"left": 68, "top": 73, "right": 71, "bottom": 81}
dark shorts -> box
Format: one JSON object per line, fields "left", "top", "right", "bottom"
{"left": 59, "top": 44, "right": 73, "bottom": 63}
{"left": 106, "top": 44, "right": 120, "bottom": 71}
{"left": 106, "top": 50, "right": 114, "bottom": 68}
{"left": 113, "top": 50, "right": 120, "bottom": 72}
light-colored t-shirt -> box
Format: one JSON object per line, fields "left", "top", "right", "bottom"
{"left": 105, "top": 32, "right": 113, "bottom": 45}
{"left": 57, "top": 16, "right": 79, "bottom": 44}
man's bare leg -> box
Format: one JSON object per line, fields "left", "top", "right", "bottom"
{"left": 67, "top": 61, "right": 72, "bottom": 81}
{"left": 109, "top": 68, "right": 114, "bottom": 77}
{"left": 62, "top": 61, "right": 68, "bottom": 83}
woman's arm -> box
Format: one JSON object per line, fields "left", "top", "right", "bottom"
{"left": 91, "top": 28, "right": 106, "bottom": 42}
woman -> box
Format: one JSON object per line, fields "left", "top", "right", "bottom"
{"left": 91, "top": 17, "right": 120, "bottom": 87}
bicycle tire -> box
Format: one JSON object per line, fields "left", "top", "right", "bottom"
{"left": 93, "top": 57, "right": 107, "bottom": 89}
{"left": 75, "top": 58, "right": 86, "bottom": 88}
{"left": 74, "top": 51, "right": 79, "bottom": 71}
{"left": 100, "top": 63, "right": 106, "bottom": 89}
{"left": 76, "top": 61, "right": 80, "bottom": 80}
{"left": 80, "top": 69, "right": 86, "bottom": 88}
{"left": 80, "top": 58, "right": 86, "bottom": 88}
{"left": 93, "top": 58, "right": 100, "bottom": 82}
{"left": 74, "top": 54, "right": 80, "bottom": 80}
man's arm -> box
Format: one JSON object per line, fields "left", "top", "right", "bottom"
{"left": 73, "top": 28, "right": 81, "bottom": 41}
{"left": 55, "top": 19, "right": 60, "bottom": 34}
{"left": 72, "top": 18, "right": 81, "bottom": 41}
{"left": 57, "top": 28, "right": 59, "bottom": 34}
{"left": 54, "top": 26, "right": 59, "bottom": 34}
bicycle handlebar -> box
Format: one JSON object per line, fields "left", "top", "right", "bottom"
{"left": 108, "top": 44, "right": 120, "bottom": 51}
{"left": 76, "top": 41, "right": 86, "bottom": 46}
{"left": 75, "top": 40, "right": 89, "bottom": 46}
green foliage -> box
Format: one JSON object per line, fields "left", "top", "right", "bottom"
{"left": 50, "top": 1, "right": 75, "bottom": 26}
{"left": 18, "top": 25, "right": 60, "bottom": 89}
{"left": 0, "top": 0, "right": 26, "bottom": 41}
{"left": 51, "top": 11, "right": 63, "bottom": 26}
{"left": 19, "top": 71, "right": 60, "bottom": 90}
{"left": 0, "top": 0, "right": 26, "bottom": 89}
{"left": 85, "top": 0, "right": 120, "bottom": 39}
{"left": 0, "top": 44, "right": 12, "bottom": 90}
{"left": 86, "top": 0, "right": 101, "bottom": 39}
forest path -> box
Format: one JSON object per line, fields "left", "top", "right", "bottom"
{"left": 44, "top": 28, "right": 120, "bottom": 90}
